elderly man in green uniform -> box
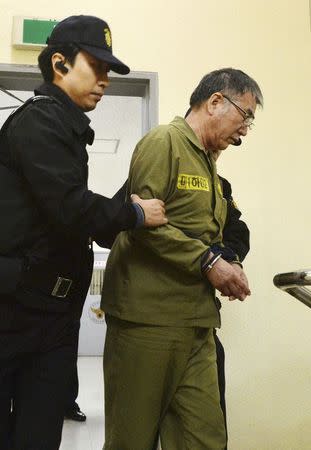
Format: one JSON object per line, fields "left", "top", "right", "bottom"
{"left": 101, "top": 68, "right": 263, "bottom": 450}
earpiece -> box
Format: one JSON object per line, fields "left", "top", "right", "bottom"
{"left": 232, "top": 138, "right": 242, "bottom": 146}
{"left": 55, "top": 61, "right": 69, "bottom": 74}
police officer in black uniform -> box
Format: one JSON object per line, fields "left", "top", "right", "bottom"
{"left": 0, "top": 15, "right": 167, "bottom": 450}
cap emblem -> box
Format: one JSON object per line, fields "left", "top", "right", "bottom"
{"left": 104, "top": 28, "right": 112, "bottom": 47}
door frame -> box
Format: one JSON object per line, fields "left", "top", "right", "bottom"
{"left": 0, "top": 63, "right": 158, "bottom": 132}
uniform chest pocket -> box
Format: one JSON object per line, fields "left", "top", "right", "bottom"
{"left": 175, "top": 173, "right": 213, "bottom": 213}
{"left": 169, "top": 174, "right": 213, "bottom": 231}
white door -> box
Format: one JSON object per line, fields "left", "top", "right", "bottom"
{"left": 82, "top": 95, "right": 143, "bottom": 355}
{"left": 86, "top": 94, "right": 143, "bottom": 197}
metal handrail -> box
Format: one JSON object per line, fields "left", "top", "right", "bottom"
{"left": 273, "top": 270, "right": 311, "bottom": 308}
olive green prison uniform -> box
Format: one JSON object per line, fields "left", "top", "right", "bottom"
{"left": 101, "top": 116, "right": 228, "bottom": 450}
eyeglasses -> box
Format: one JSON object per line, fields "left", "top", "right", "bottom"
{"left": 222, "top": 94, "right": 255, "bottom": 128}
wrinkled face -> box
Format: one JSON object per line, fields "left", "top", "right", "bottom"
{"left": 206, "top": 91, "right": 257, "bottom": 152}
{"left": 55, "top": 50, "right": 110, "bottom": 112}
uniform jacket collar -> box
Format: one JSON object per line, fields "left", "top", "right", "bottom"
{"left": 170, "top": 116, "right": 216, "bottom": 172}
{"left": 34, "top": 83, "right": 94, "bottom": 145}
{"left": 170, "top": 116, "right": 205, "bottom": 152}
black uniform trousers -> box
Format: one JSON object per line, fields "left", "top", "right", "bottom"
{"left": 63, "top": 265, "right": 92, "bottom": 416}
{"left": 64, "top": 309, "right": 86, "bottom": 415}
{"left": 214, "top": 331, "right": 227, "bottom": 450}
{"left": 0, "top": 296, "right": 79, "bottom": 450}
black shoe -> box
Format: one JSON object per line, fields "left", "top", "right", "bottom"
{"left": 64, "top": 408, "right": 87, "bottom": 422}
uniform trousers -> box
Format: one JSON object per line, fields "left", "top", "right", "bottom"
{"left": 0, "top": 295, "right": 78, "bottom": 450}
{"left": 158, "top": 331, "right": 227, "bottom": 450}
{"left": 103, "top": 315, "right": 227, "bottom": 450}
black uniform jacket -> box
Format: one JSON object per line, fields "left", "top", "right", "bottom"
{"left": 220, "top": 176, "right": 250, "bottom": 262}
{"left": 0, "top": 83, "right": 136, "bottom": 310}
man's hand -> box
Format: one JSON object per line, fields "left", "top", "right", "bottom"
{"left": 226, "top": 263, "right": 251, "bottom": 301}
{"left": 205, "top": 257, "right": 251, "bottom": 301}
{"left": 131, "top": 194, "right": 168, "bottom": 227}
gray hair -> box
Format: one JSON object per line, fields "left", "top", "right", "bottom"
{"left": 189, "top": 68, "right": 263, "bottom": 108}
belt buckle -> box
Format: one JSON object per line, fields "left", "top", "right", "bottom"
{"left": 51, "top": 277, "right": 73, "bottom": 298}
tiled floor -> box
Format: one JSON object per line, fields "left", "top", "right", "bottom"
{"left": 60, "top": 357, "right": 105, "bottom": 450}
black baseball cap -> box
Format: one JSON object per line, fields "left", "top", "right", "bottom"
{"left": 47, "top": 15, "right": 130, "bottom": 75}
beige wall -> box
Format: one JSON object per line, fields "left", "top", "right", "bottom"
{"left": 0, "top": 1, "right": 310, "bottom": 448}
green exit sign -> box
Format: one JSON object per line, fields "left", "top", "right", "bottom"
{"left": 13, "top": 16, "right": 59, "bottom": 50}
{"left": 23, "top": 19, "right": 58, "bottom": 44}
